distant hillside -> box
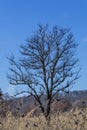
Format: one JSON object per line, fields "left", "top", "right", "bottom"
{"left": 66, "top": 90, "right": 87, "bottom": 101}
{"left": 12, "top": 90, "right": 87, "bottom": 106}
{"left": 1, "top": 90, "right": 87, "bottom": 117}
{"left": 11, "top": 90, "right": 87, "bottom": 114}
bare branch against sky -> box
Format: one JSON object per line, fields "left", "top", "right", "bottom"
{"left": 0, "top": 0, "right": 87, "bottom": 94}
{"left": 7, "top": 24, "right": 80, "bottom": 121}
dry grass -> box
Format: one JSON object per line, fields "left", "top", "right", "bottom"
{"left": 0, "top": 108, "right": 87, "bottom": 130}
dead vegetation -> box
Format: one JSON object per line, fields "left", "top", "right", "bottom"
{"left": 0, "top": 89, "right": 87, "bottom": 130}
{"left": 0, "top": 107, "right": 87, "bottom": 130}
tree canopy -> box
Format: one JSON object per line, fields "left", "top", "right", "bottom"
{"left": 8, "top": 24, "right": 80, "bottom": 122}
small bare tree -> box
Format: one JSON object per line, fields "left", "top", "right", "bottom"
{"left": 7, "top": 24, "right": 79, "bottom": 123}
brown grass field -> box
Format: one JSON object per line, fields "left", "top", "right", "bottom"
{"left": 0, "top": 107, "right": 87, "bottom": 130}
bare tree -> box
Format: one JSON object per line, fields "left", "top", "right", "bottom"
{"left": 7, "top": 24, "right": 80, "bottom": 123}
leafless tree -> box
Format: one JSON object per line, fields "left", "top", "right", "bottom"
{"left": 7, "top": 24, "right": 80, "bottom": 123}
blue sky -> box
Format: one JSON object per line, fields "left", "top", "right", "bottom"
{"left": 0, "top": 0, "right": 87, "bottom": 95}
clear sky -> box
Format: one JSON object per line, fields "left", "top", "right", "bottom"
{"left": 0, "top": 0, "right": 87, "bottom": 95}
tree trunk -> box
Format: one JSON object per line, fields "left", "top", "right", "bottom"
{"left": 45, "top": 99, "right": 51, "bottom": 129}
